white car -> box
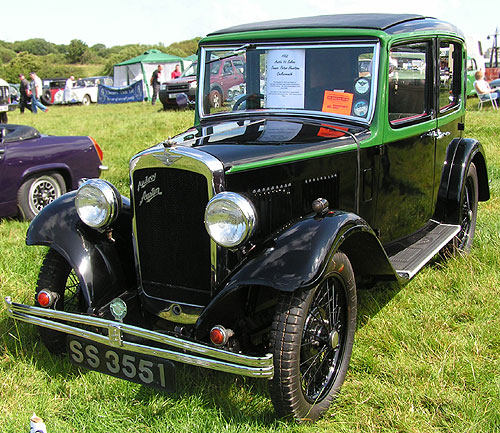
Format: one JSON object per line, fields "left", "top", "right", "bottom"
{"left": 53, "top": 76, "right": 113, "bottom": 106}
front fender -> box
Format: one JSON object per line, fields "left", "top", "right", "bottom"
{"left": 26, "top": 191, "right": 134, "bottom": 311}
{"left": 196, "top": 210, "right": 396, "bottom": 334}
{"left": 434, "top": 138, "right": 489, "bottom": 223}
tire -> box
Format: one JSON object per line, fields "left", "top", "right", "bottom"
{"left": 269, "top": 251, "right": 357, "bottom": 422}
{"left": 81, "top": 94, "right": 91, "bottom": 106}
{"left": 41, "top": 89, "right": 52, "bottom": 106}
{"left": 35, "top": 249, "right": 86, "bottom": 354}
{"left": 17, "top": 172, "right": 66, "bottom": 220}
{"left": 446, "top": 162, "right": 479, "bottom": 254}
{"left": 209, "top": 89, "right": 222, "bottom": 108}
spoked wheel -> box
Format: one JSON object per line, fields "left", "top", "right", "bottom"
{"left": 269, "top": 251, "right": 357, "bottom": 422}
{"left": 35, "top": 249, "right": 86, "bottom": 354}
{"left": 446, "top": 162, "right": 479, "bottom": 254}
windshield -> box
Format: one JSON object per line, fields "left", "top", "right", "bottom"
{"left": 181, "top": 62, "right": 198, "bottom": 78}
{"left": 199, "top": 43, "right": 378, "bottom": 122}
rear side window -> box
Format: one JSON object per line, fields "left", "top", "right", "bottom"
{"left": 439, "top": 41, "right": 462, "bottom": 111}
{"left": 388, "top": 42, "right": 430, "bottom": 125}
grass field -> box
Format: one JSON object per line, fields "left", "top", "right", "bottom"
{"left": 1, "top": 103, "right": 499, "bottom": 432}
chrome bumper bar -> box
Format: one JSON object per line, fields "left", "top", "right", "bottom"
{"left": 4, "top": 297, "right": 273, "bottom": 378}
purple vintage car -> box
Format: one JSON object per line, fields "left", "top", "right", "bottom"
{"left": 0, "top": 124, "right": 107, "bottom": 219}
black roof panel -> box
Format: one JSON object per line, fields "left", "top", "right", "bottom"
{"left": 208, "top": 14, "right": 430, "bottom": 35}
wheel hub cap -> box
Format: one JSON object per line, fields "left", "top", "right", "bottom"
{"left": 329, "top": 330, "right": 339, "bottom": 348}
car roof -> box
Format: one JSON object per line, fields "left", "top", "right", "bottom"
{"left": 207, "top": 13, "right": 463, "bottom": 37}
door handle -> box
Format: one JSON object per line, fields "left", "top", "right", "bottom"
{"left": 420, "top": 129, "right": 451, "bottom": 140}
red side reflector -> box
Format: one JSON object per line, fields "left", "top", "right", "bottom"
{"left": 210, "top": 327, "right": 226, "bottom": 346}
{"left": 89, "top": 136, "right": 104, "bottom": 161}
{"left": 37, "top": 291, "right": 51, "bottom": 307}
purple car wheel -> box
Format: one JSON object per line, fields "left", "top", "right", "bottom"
{"left": 17, "top": 172, "right": 66, "bottom": 220}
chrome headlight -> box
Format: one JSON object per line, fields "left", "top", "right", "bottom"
{"left": 204, "top": 192, "right": 257, "bottom": 248}
{"left": 189, "top": 80, "right": 198, "bottom": 89}
{"left": 75, "top": 179, "right": 121, "bottom": 229}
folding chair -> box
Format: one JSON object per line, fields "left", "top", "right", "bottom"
{"left": 474, "top": 82, "right": 499, "bottom": 110}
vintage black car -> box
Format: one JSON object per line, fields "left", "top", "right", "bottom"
{"left": 6, "top": 14, "right": 490, "bottom": 422}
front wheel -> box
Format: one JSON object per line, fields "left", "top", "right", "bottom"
{"left": 269, "top": 251, "right": 357, "bottom": 422}
{"left": 17, "top": 172, "right": 66, "bottom": 220}
{"left": 209, "top": 89, "right": 222, "bottom": 108}
{"left": 35, "top": 249, "right": 86, "bottom": 354}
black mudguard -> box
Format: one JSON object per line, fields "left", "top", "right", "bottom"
{"left": 434, "top": 138, "right": 489, "bottom": 224}
{"left": 26, "top": 191, "right": 135, "bottom": 312}
{"left": 196, "top": 210, "right": 397, "bottom": 334}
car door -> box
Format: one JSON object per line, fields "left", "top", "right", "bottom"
{"left": 375, "top": 39, "right": 438, "bottom": 244}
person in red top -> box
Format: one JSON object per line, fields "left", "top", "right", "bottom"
{"left": 171, "top": 64, "right": 181, "bottom": 79}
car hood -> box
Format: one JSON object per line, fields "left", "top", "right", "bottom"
{"left": 169, "top": 117, "right": 370, "bottom": 170}
{"left": 165, "top": 75, "right": 197, "bottom": 85}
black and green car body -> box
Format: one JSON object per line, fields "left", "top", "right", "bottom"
{"left": 6, "top": 14, "right": 489, "bottom": 421}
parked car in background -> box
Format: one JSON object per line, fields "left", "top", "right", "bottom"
{"left": 0, "top": 78, "right": 17, "bottom": 123}
{"left": 53, "top": 76, "right": 113, "bottom": 105}
{"left": 159, "top": 62, "right": 198, "bottom": 109}
{"left": 0, "top": 124, "right": 107, "bottom": 219}
{"left": 6, "top": 14, "right": 490, "bottom": 422}
{"left": 159, "top": 57, "right": 244, "bottom": 109}
{"left": 41, "top": 78, "right": 66, "bottom": 105}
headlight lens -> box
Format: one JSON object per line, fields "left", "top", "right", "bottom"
{"left": 75, "top": 179, "right": 121, "bottom": 229}
{"left": 189, "top": 80, "right": 198, "bottom": 89}
{"left": 205, "top": 192, "right": 257, "bottom": 248}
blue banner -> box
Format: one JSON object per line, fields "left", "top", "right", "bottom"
{"left": 98, "top": 80, "right": 144, "bottom": 104}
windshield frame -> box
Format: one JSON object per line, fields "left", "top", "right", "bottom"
{"left": 198, "top": 40, "right": 380, "bottom": 124}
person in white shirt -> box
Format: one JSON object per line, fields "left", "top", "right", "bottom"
{"left": 474, "top": 70, "right": 500, "bottom": 101}
{"left": 64, "top": 75, "right": 75, "bottom": 103}
{"left": 29, "top": 72, "right": 48, "bottom": 114}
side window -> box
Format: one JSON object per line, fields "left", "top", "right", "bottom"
{"left": 388, "top": 42, "right": 430, "bottom": 125}
{"left": 222, "top": 61, "right": 234, "bottom": 75}
{"left": 439, "top": 41, "right": 462, "bottom": 111}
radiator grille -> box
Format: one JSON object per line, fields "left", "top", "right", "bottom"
{"left": 133, "top": 168, "right": 212, "bottom": 305}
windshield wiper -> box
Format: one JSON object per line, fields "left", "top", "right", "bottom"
{"left": 206, "top": 43, "right": 256, "bottom": 64}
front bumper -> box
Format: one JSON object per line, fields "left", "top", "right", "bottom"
{"left": 4, "top": 297, "right": 273, "bottom": 378}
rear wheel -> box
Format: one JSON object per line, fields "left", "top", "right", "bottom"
{"left": 446, "top": 162, "right": 479, "bottom": 254}
{"left": 81, "top": 94, "right": 91, "bottom": 106}
{"left": 17, "top": 172, "right": 66, "bottom": 220}
{"left": 35, "top": 249, "right": 86, "bottom": 354}
{"left": 269, "top": 251, "right": 357, "bottom": 422}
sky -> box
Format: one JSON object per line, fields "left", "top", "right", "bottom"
{"left": 0, "top": 0, "right": 498, "bottom": 55}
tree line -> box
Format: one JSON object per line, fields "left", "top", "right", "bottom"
{"left": 0, "top": 37, "right": 200, "bottom": 82}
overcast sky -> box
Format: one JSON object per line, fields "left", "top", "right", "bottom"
{"left": 1, "top": 0, "right": 498, "bottom": 54}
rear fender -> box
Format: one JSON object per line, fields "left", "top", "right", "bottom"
{"left": 434, "top": 138, "right": 489, "bottom": 223}
{"left": 195, "top": 210, "right": 396, "bottom": 335}
{"left": 26, "top": 191, "right": 134, "bottom": 312}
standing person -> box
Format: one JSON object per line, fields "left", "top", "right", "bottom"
{"left": 18, "top": 74, "right": 32, "bottom": 114}
{"left": 29, "top": 72, "right": 48, "bottom": 114}
{"left": 64, "top": 75, "right": 75, "bottom": 103}
{"left": 171, "top": 64, "right": 181, "bottom": 79}
{"left": 150, "top": 65, "right": 162, "bottom": 106}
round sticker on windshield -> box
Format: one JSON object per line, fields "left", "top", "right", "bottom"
{"left": 353, "top": 100, "right": 369, "bottom": 117}
{"left": 354, "top": 78, "right": 370, "bottom": 95}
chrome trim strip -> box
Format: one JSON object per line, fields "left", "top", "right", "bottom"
{"left": 5, "top": 297, "right": 273, "bottom": 378}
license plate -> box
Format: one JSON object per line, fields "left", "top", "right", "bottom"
{"left": 67, "top": 336, "right": 175, "bottom": 392}
{"left": 168, "top": 93, "right": 179, "bottom": 99}
{"left": 0, "top": 106, "right": 7, "bottom": 112}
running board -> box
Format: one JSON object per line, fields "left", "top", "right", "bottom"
{"left": 389, "top": 222, "right": 460, "bottom": 280}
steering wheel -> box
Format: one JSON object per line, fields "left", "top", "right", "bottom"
{"left": 232, "top": 93, "right": 264, "bottom": 111}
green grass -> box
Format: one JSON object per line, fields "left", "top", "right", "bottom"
{"left": 1, "top": 103, "right": 499, "bottom": 432}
